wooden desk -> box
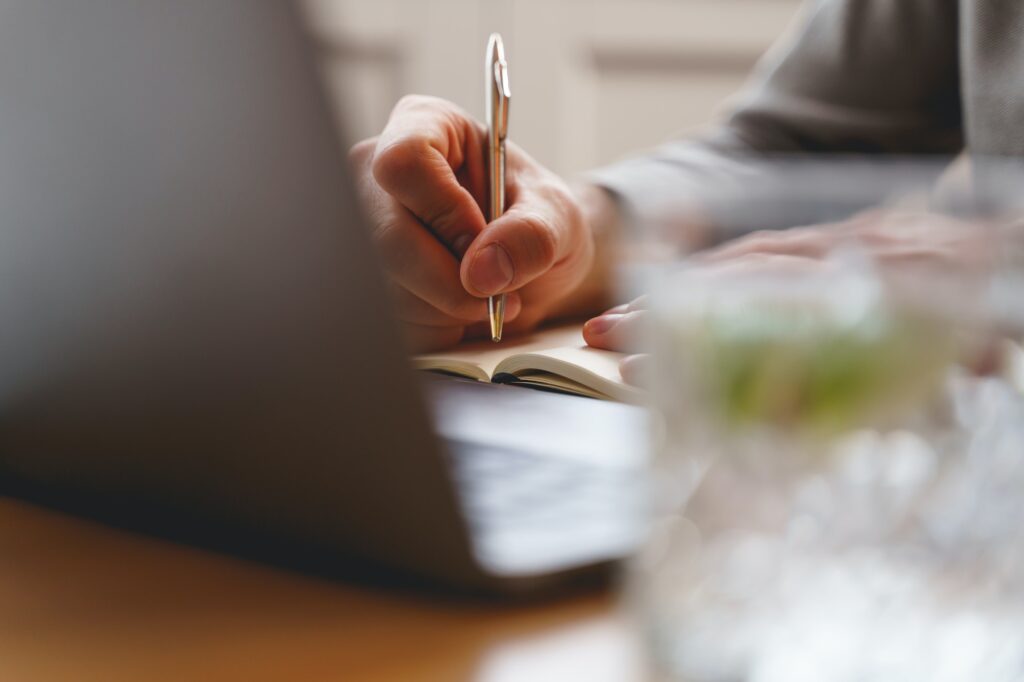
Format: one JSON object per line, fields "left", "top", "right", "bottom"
{"left": 0, "top": 498, "right": 645, "bottom": 681}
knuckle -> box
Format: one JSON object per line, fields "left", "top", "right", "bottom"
{"left": 394, "top": 93, "right": 445, "bottom": 113}
{"left": 562, "top": 190, "right": 584, "bottom": 236}
{"left": 746, "top": 229, "right": 780, "bottom": 245}
{"left": 392, "top": 94, "right": 470, "bottom": 145}
{"left": 371, "top": 138, "right": 428, "bottom": 189}
{"left": 394, "top": 94, "right": 464, "bottom": 125}
{"left": 516, "top": 212, "right": 559, "bottom": 269}
{"left": 347, "top": 137, "right": 377, "bottom": 167}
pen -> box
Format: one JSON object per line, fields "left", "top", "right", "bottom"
{"left": 485, "top": 33, "right": 510, "bottom": 342}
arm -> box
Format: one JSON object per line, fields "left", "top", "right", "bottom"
{"left": 562, "top": 0, "right": 963, "bottom": 321}
{"left": 577, "top": 0, "right": 966, "bottom": 372}
{"left": 587, "top": 0, "right": 963, "bottom": 249}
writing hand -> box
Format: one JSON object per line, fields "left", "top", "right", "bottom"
{"left": 350, "top": 95, "right": 593, "bottom": 352}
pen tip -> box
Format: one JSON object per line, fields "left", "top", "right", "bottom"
{"left": 488, "top": 295, "right": 506, "bottom": 343}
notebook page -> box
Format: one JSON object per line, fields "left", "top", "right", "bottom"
{"left": 494, "top": 345, "right": 641, "bottom": 403}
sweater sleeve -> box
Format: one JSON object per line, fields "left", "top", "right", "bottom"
{"left": 589, "top": 0, "right": 963, "bottom": 239}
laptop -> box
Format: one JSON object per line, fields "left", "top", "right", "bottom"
{"left": 0, "top": 1, "right": 645, "bottom": 595}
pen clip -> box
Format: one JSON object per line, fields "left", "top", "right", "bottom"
{"left": 486, "top": 33, "right": 510, "bottom": 142}
{"left": 493, "top": 60, "right": 510, "bottom": 140}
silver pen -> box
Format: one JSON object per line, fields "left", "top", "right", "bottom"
{"left": 485, "top": 33, "right": 510, "bottom": 342}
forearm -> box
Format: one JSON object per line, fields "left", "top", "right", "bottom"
{"left": 579, "top": 0, "right": 962, "bottom": 247}
{"left": 546, "top": 181, "right": 713, "bottom": 320}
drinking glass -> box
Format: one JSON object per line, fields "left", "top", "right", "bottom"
{"left": 629, "top": 249, "right": 1024, "bottom": 682}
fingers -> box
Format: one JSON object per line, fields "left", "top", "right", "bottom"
{"left": 582, "top": 299, "right": 653, "bottom": 386}
{"left": 369, "top": 195, "right": 489, "bottom": 320}
{"left": 585, "top": 296, "right": 649, "bottom": 351}
{"left": 700, "top": 212, "right": 991, "bottom": 277}
{"left": 372, "top": 95, "right": 487, "bottom": 254}
{"left": 698, "top": 252, "right": 834, "bottom": 279}
{"left": 352, "top": 103, "right": 493, "bottom": 345}
{"left": 460, "top": 150, "right": 587, "bottom": 297}
{"left": 619, "top": 354, "right": 650, "bottom": 387}
{"left": 701, "top": 227, "right": 837, "bottom": 263}
{"left": 583, "top": 309, "right": 649, "bottom": 352}
{"left": 389, "top": 284, "right": 521, "bottom": 328}
{"left": 353, "top": 139, "right": 487, "bottom": 320}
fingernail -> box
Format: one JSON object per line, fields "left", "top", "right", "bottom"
{"left": 585, "top": 313, "right": 623, "bottom": 335}
{"left": 452, "top": 234, "right": 473, "bottom": 257}
{"left": 469, "top": 243, "right": 514, "bottom": 295}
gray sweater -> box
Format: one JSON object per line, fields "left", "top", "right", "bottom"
{"left": 594, "top": 0, "right": 1024, "bottom": 235}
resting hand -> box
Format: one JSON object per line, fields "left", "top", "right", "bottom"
{"left": 583, "top": 256, "right": 824, "bottom": 386}
{"left": 701, "top": 209, "right": 991, "bottom": 274}
{"left": 583, "top": 296, "right": 651, "bottom": 387}
{"left": 587, "top": 209, "right": 999, "bottom": 386}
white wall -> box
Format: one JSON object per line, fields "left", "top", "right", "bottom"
{"left": 305, "top": 0, "right": 803, "bottom": 177}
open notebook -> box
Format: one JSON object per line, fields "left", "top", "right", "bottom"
{"left": 414, "top": 323, "right": 641, "bottom": 403}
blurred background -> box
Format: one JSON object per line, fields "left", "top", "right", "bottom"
{"left": 304, "top": 0, "right": 803, "bottom": 177}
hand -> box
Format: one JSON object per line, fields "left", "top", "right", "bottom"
{"left": 582, "top": 255, "right": 827, "bottom": 387}
{"left": 349, "top": 95, "right": 594, "bottom": 352}
{"left": 583, "top": 296, "right": 651, "bottom": 387}
{"left": 587, "top": 208, "right": 1002, "bottom": 387}
{"left": 701, "top": 208, "right": 992, "bottom": 276}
